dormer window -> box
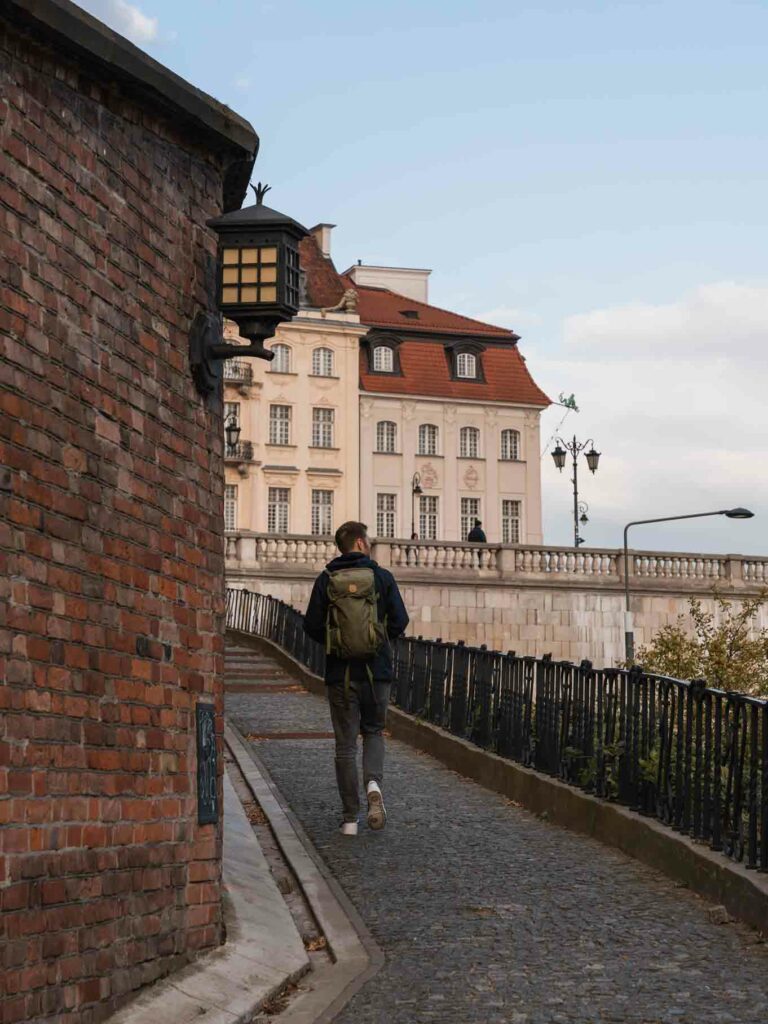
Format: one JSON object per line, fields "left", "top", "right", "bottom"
{"left": 372, "top": 346, "right": 394, "bottom": 373}
{"left": 400, "top": 309, "right": 419, "bottom": 319}
{"left": 456, "top": 352, "right": 477, "bottom": 379}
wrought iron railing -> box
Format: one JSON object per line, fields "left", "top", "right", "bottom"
{"left": 225, "top": 587, "right": 768, "bottom": 871}
{"left": 225, "top": 441, "right": 254, "bottom": 462}
{"left": 223, "top": 359, "right": 253, "bottom": 385}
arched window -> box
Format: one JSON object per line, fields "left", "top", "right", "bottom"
{"left": 500, "top": 429, "right": 521, "bottom": 461}
{"left": 376, "top": 420, "right": 397, "bottom": 453}
{"left": 372, "top": 346, "right": 394, "bottom": 372}
{"left": 312, "top": 347, "right": 334, "bottom": 377}
{"left": 418, "top": 424, "right": 439, "bottom": 456}
{"left": 270, "top": 343, "right": 291, "bottom": 373}
{"left": 459, "top": 426, "right": 480, "bottom": 458}
{"left": 456, "top": 352, "right": 477, "bottom": 379}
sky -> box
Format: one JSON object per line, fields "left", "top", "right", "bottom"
{"left": 82, "top": 0, "right": 767, "bottom": 555}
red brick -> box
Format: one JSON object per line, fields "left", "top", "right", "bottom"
{"left": 0, "top": 12, "right": 232, "bottom": 1019}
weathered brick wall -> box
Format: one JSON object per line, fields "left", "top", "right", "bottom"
{"left": 0, "top": 16, "right": 236, "bottom": 1024}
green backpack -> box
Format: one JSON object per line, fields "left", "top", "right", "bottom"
{"left": 325, "top": 566, "right": 386, "bottom": 662}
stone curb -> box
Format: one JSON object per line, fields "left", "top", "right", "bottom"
{"left": 224, "top": 720, "right": 384, "bottom": 1024}
{"left": 107, "top": 767, "right": 310, "bottom": 1024}
{"left": 228, "top": 628, "right": 768, "bottom": 937}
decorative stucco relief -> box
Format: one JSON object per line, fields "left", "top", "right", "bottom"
{"left": 419, "top": 462, "right": 439, "bottom": 489}
{"left": 463, "top": 465, "right": 480, "bottom": 490}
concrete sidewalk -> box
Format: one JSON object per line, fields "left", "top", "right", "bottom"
{"left": 226, "top": 641, "right": 768, "bottom": 1024}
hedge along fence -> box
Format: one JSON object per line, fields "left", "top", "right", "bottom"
{"left": 226, "top": 588, "right": 768, "bottom": 872}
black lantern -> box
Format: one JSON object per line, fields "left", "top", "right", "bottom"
{"left": 224, "top": 415, "right": 241, "bottom": 452}
{"left": 551, "top": 443, "right": 567, "bottom": 472}
{"left": 189, "top": 183, "right": 308, "bottom": 396}
{"left": 585, "top": 446, "right": 601, "bottom": 474}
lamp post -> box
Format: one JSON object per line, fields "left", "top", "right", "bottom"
{"left": 189, "top": 183, "right": 308, "bottom": 396}
{"left": 224, "top": 414, "right": 241, "bottom": 457}
{"left": 411, "top": 472, "right": 423, "bottom": 538}
{"left": 551, "top": 436, "right": 601, "bottom": 548}
{"left": 622, "top": 507, "right": 754, "bottom": 663}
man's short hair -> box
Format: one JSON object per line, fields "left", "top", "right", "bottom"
{"left": 335, "top": 521, "right": 369, "bottom": 553}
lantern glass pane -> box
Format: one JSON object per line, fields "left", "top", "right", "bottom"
{"left": 241, "top": 248, "right": 258, "bottom": 263}
{"left": 223, "top": 248, "right": 239, "bottom": 264}
{"left": 260, "top": 286, "right": 277, "bottom": 302}
{"left": 260, "top": 265, "right": 277, "bottom": 283}
{"left": 222, "top": 267, "right": 238, "bottom": 284}
{"left": 240, "top": 267, "right": 258, "bottom": 283}
{"left": 260, "top": 247, "right": 278, "bottom": 264}
{"left": 241, "top": 286, "right": 258, "bottom": 302}
{"left": 222, "top": 287, "right": 239, "bottom": 303}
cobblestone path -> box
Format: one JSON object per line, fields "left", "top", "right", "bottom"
{"left": 226, "top": 645, "right": 768, "bottom": 1024}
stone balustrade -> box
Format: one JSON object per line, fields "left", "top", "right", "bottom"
{"left": 225, "top": 532, "right": 766, "bottom": 592}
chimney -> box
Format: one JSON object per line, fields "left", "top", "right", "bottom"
{"left": 309, "top": 223, "right": 335, "bottom": 259}
{"left": 344, "top": 264, "right": 431, "bottom": 304}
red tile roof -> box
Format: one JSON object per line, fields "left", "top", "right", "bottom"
{"left": 345, "top": 280, "right": 519, "bottom": 339}
{"left": 299, "top": 235, "right": 346, "bottom": 308}
{"left": 359, "top": 341, "right": 550, "bottom": 406}
{"left": 298, "top": 236, "right": 549, "bottom": 406}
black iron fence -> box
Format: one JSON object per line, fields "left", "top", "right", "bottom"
{"left": 226, "top": 587, "right": 768, "bottom": 871}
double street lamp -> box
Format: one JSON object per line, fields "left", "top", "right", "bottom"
{"left": 623, "top": 507, "right": 755, "bottom": 662}
{"left": 551, "top": 436, "right": 601, "bottom": 548}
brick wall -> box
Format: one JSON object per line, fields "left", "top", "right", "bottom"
{"left": 0, "top": 15, "right": 243, "bottom": 1023}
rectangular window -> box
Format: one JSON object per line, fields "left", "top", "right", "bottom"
{"left": 376, "top": 493, "right": 397, "bottom": 538}
{"left": 269, "top": 404, "right": 291, "bottom": 446}
{"left": 419, "top": 495, "right": 439, "bottom": 541}
{"left": 311, "top": 489, "right": 333, "bottom": 536}
{"left": 502, "top": 500, "right": 521, "bottom": 544}
{"left": 461, "top": 497, "right": 481, "bottom": 541}
{"left": 224, "top": 484, "right": 237, "bottom": 531}
{"left": 312, "top": 408, "right": 334, "bottom": 448}
{"left": 267, "top": 488, "right": 290, "bottom": 534}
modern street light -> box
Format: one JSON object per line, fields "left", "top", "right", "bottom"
{"left": 551, "top": 436, "right": 601, "bottom": 548}
{"left": 411, "top": 472, "right": 423, "bottom": 538}
{"left": 622, "top": 507, "right": 755, "bottom": 662}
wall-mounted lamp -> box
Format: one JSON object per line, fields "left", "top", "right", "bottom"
{"left": 224, "top": 414, "right": 241, "bottom": 451}
{"left": 190, "top": 184, "right": 308, "bottom": 396}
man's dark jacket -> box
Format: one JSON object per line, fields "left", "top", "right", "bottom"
{"left": 303, "top": 552, "right": 409, "bottom": 684}
{"left": 467, "top": 525, "right": 487, "bottom": 542}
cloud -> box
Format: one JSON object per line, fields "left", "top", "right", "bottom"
{"left": 477, "top": 306, "right": 542, "bottom": 329}
{"left": 234, "top": 75, "right": 252, "bottom": 91}
{"left": 536, "top": 282, "right": 768, "bottom": 553}
{"left": 84, "top": 1, "right": 159, "bottom": 45}
{"left": 563, "top": 281, "right": 768, "bottom": 362}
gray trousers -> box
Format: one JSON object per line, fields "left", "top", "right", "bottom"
{"left": 327, "top": 679, "right": 390, "bottom": 823}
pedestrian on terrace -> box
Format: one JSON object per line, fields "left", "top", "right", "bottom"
{"left": 467, "top": 518, "right": 487, "bottom": 543}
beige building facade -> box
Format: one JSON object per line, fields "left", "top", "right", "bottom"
{"left": 223, "top": 225, "right": 550, "bottom": 542}
{"left": 359, "top": 394, "right": 543, "bottom": 543}
{"left": 223, "top": 308, "right": 364, "bottom": 536}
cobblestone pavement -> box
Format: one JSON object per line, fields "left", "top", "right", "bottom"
{"left": 226, "top": 651, "right": 768, "bottom": 1024}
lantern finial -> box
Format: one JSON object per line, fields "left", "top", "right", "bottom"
{"left": 250, "top": 182, "right": 271, "bottom": 205}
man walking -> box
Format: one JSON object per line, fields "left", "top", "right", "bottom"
{"left": 303, "top": 521, "right": 409, "bottom": 836}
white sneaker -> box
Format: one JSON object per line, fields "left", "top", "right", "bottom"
{"left": 339, "top": 821, "right": 358, "bottom": 836}
{"left": 366, "top": 781, "right": 387, "bottom": 831}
